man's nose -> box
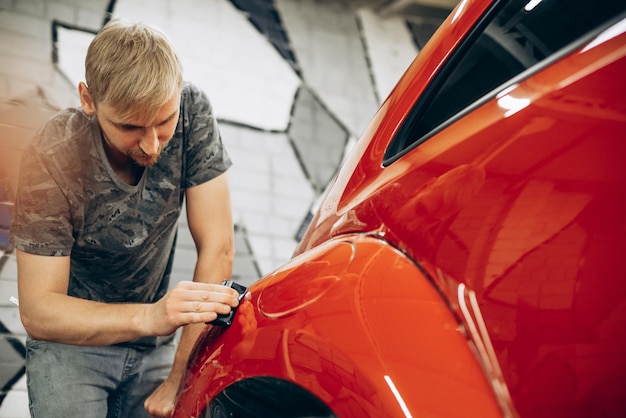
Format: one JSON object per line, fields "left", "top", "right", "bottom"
{"left": 139, "top": 127, "right": 159, "bottom": 155}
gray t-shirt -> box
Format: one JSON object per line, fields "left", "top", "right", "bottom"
{"left": 10, "top": 82, "right": 232, "bottom": 348}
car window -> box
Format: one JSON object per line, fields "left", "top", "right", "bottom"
{"left": 384, "top": 0, "right": 626, "bottom": 163}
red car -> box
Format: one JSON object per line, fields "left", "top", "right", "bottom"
{"left": 174, "top": 0, "right": 626, "bottom": 417}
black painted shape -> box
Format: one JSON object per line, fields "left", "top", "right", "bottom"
{"left": 103, "top": 0, "right": 118, "bottom": 26}
{"left": 288, "top": 86, "right": 349, "bottom": 194}
{"left": 52, "top": 0, "right": 118, "bottom": 64}
{"left": 0, "top": 322, "right": 26, "bottom": 407}
{"left": 229, "top": 0, "right": 302, "bottom": 77}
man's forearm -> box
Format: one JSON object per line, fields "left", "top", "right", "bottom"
{"left": 168, "top": 323, "right": 208, "bottom": 382}
{"left": 20, "top": 292, "right": 151, "bottom": 346}
{"left": 19, "top": 280, "right": 237, "bottom": 347}
{"left": 167, "top": 237, "right": 235, "bottom": 383}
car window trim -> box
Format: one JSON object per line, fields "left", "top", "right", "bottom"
{"left": 382, "top": 5, "right": 626, "bottom": 167}
{"left": 382, "top": 0, "right": 504, "bottom": 165}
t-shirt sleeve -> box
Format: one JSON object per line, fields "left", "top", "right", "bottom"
{"left": 9, "top": 137, "right": 74, "bottom": 256}
{"left": 181, "top": 82, "right": 232, "bottom": 188}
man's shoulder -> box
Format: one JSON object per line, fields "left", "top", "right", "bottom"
{"left": 181, "top": 81, "right": 200, "bottom": 96}
{"left": 34, "top": 107, "right": 94, "bottom": 150}
{"left": 180, "top": 81, "right": 211, "bottom": 109}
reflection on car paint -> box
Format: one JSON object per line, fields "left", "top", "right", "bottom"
{"left": 174, "top": 1, "right": 626, "bottom": 417}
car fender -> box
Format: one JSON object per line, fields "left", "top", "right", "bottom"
{"left": 175, "top": 235, "right": 505, "bottom": 417}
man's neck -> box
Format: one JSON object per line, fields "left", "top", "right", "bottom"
{"left": 101, "top": 135, "right": 144, "bottom": 185}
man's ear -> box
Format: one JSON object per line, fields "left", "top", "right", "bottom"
{"left": 78, "top": 82, "right": 96, "bottom": 115}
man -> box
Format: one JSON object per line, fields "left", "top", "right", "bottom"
{"left": 10, "top": 19, "right": 239, "bottom": 417}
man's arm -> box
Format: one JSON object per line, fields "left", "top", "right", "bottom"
{"left": 172, "top": 171, "right": 235, "bottom": 378}
{"left": 16, "top": 216, "right": 238, "bottom": 347}
{"left": 145, "top": 171, "right": 234, "bottom": 416}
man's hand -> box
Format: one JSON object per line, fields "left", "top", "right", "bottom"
{"left": 144, "top": 376, "right": 179, "bottom": 418}
{"left": 144, "top": 281, "right": 240, "bottom": 336}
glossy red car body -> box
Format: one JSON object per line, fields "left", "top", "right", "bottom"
{"left": 174, "top": 0, "right": 626, "bottom": 417}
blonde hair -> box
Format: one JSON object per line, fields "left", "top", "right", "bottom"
{"left": 85, "top": 19, "right": 183, "bottom": 120}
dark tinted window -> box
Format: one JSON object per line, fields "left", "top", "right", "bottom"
{"left": 384, "top": 0, "right": 626, "bottom": 163}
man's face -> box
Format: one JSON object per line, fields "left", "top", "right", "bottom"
{"left": 88, "top": 90, "right": 181, "bottom": 168}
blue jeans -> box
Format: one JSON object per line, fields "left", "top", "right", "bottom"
{"left": 25, "top": 338, "right": 175, "bottom": 418}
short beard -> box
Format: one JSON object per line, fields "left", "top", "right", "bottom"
{"left": 127, "top": 148, "right": 162, "bottom": 167}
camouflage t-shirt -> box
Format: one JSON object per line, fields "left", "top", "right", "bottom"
{"left": 10, "top": 82, "right": 232, "bottom": 348}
